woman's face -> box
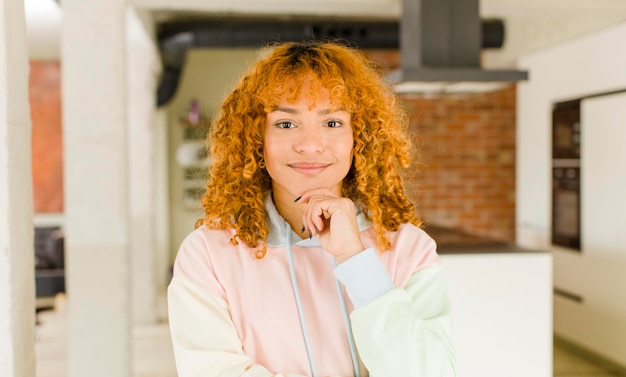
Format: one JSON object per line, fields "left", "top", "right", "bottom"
{"left": 263, "top": 84, "right": 354, "bottom": 200}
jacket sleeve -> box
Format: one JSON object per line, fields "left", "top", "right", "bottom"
{"left": 168, "top": 277, "right": 310, "bottom": 377}
{"left": 334, "top": 249, "right": 457, "bottom": 376}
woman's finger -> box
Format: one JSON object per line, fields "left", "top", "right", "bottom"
{"left": 301, "top": 195, "right": 330, "bottom": 235}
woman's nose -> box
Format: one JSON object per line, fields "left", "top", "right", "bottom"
{"left": 294, "top": 125, "right": 324, "bottom": 153}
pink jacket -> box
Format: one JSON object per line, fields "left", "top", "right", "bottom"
{"left": 168, "top": 194, "right": 456, "bottom": 376}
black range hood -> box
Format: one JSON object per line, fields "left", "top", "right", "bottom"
{"left": 389, "top": 0, "right": 528, "bottom": 93}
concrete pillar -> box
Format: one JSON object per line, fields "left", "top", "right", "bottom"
{"left": 61, "top": 1, "right": 131, "bottom": 376}
{"left": 126, "top": 8, "right": 161, "bottom": 325}
{"left": 153, "top": 107, "right": 171, "bottom": 320}
{"left": 0, "top": 1, "right": 36, "bottom": 376}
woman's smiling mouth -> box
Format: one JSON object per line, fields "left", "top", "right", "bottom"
{"left": 288, "top": 162, "right": 332, "bottom": 176}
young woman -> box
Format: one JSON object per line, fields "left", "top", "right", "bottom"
{"left": 168, "top": 41, "right": 457, "bottom": 377}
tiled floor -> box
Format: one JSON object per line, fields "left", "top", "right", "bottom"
{"left": 35, "top": 300, "right": 624, "bottom": 377}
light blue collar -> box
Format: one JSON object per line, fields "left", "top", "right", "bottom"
{"left": 264, "top": 191, "right": 373, "bottom": 248}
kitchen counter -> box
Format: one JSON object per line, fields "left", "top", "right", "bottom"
{"left": 422, "top": 224, "right": 546, "bottom": 254}
{"left": 426, "top": 224, "right": 553, "bottom": 377}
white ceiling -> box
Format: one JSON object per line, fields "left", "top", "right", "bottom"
{"left": 24, "top": 0, "right": 626, "bottom": 64}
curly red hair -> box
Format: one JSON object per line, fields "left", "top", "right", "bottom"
{"left": 197, "top": 40, "right": 421, "bottom": 257}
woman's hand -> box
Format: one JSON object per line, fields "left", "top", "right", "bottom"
{"left": 296, "top": 188, "right": 365, "bottom": 263}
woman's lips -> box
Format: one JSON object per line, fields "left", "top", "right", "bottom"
{"left": 288, "top": 162, "right": 331, "bottom": 176}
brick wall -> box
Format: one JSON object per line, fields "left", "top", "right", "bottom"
{"left": 30, "top": 61, "right": 63, "bottom": 213}
{"left": 400, "top": 88, "right": 517, "bottom": 242}
{"left": 365, "top": 50, "right": 516, "bottom": 241}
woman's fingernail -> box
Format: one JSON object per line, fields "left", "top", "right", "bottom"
{"left": 294, "top": 195, "right": 302, "bottom": 202}
{"left": 301, "top": 224, "right": 306, "bottom": 233}
{"left": 309, "top": 230, "right": 313, "bottom": 239}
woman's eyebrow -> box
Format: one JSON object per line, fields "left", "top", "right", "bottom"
{"left": 272, "top": 107, "right": 298, "bottom": 114}
{"left": 318, "top": 108, "right": 346, "bottom": 115}
{"left": 270, "top": 107, "right": 346, "bottom": 115}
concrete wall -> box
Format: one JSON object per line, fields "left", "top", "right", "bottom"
{"left": 0, "top": 1, "right": 36, "bottom": 376}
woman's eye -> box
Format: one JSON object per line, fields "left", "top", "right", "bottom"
{"left": 276, "top": 121, "right": 294, "bottom": 129}
{"left": 326, "top": 120, "right": 342, "bottom": 128}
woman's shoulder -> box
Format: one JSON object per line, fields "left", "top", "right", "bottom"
{"left": 392, "top": 223, "right": 438, "bottom": 251}
{"left": 181, "top": 224, "right": 236, "bottom": 250}
{"left": 173, "top": 226, "right": 236, "bottom": 274}
{"left": 171, "top": 226, "right": 239, "bottom": 296}
{"left": 176, "top": 224, "right": 265, "bottom": 266}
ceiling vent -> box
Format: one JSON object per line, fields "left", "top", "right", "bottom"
{"left": 388, "top": 0, "right": 528, "bottom": 94}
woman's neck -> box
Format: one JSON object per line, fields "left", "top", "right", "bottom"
{"left": 271, "top": 187, "right": 307, "bottom": 238}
